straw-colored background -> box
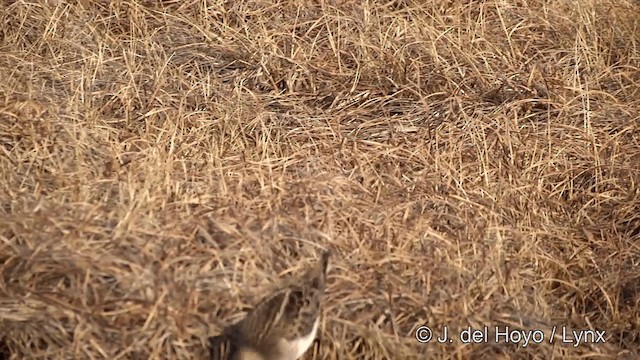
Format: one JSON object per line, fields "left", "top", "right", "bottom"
{"left": 1, "top": 0, "right": 639, "bottom": 359}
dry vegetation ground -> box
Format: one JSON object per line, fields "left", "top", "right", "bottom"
{"left": 1, "top": 0, "right": 639, "bottom": 359}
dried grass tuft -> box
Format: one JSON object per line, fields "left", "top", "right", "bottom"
{"left": 1, "top": 0, "right": 640, "bottom": 358}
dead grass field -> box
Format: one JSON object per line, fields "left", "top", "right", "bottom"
{"left": 1, "top": 0, "right": 639, "bottom": 359}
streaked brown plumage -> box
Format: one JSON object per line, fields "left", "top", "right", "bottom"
{"left": 210, "top": 250, "right": 331, "bottom": 360}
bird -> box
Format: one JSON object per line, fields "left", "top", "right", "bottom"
{"left": 210, "top": 249, "right": 331, "bottom": 360}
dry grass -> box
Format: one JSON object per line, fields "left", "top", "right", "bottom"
{"left": 1, "top": 0, "right": 639, "bottom": 359}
